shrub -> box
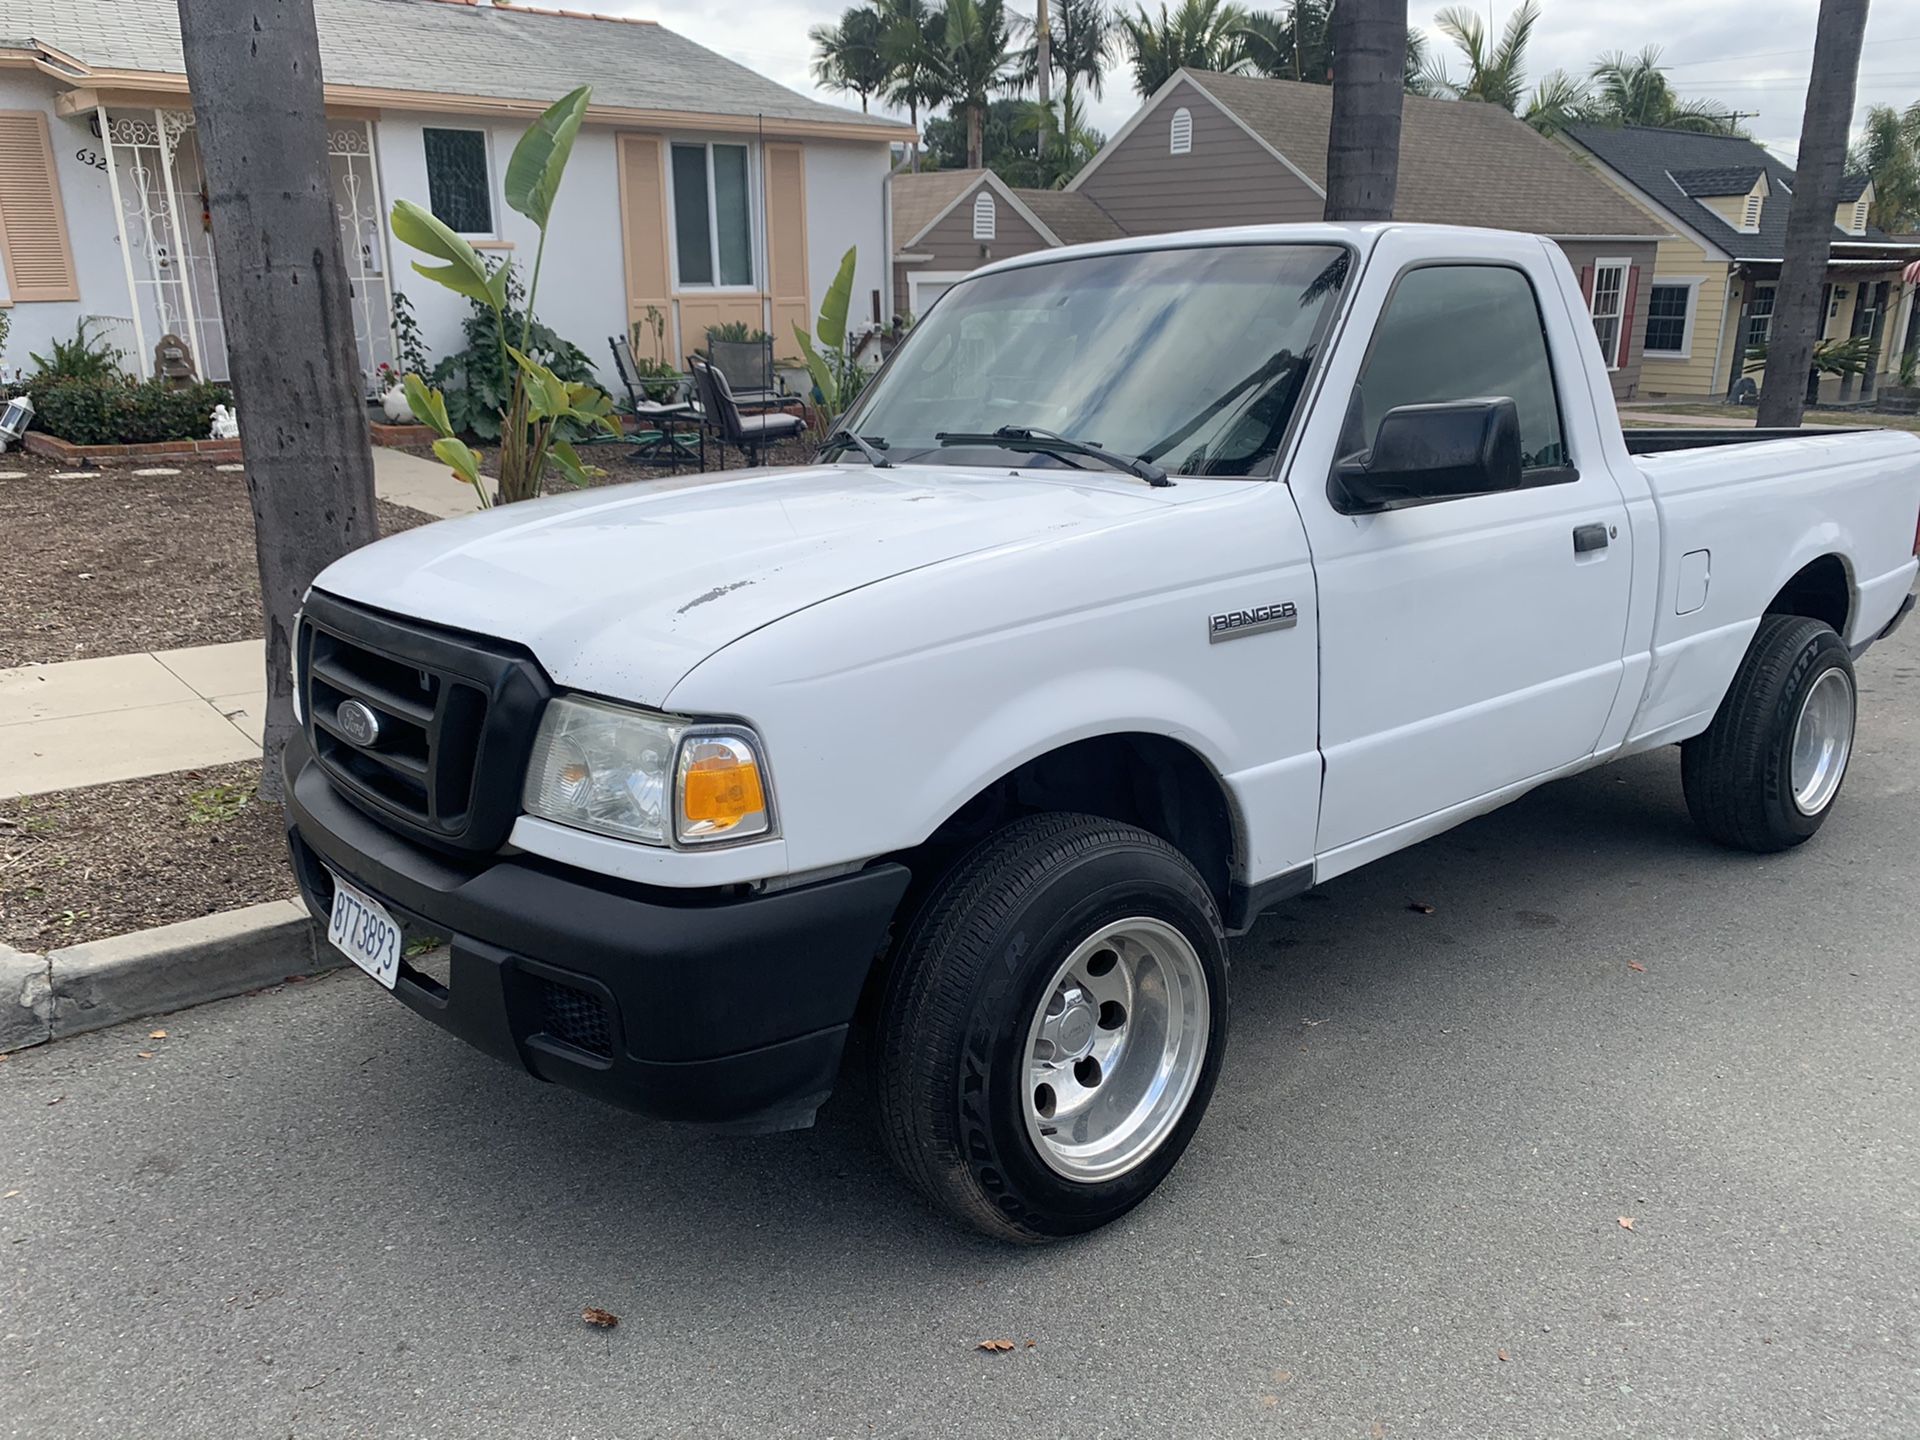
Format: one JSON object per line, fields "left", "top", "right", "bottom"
{"left": 705, "top": 321, "right": 772, "bottom": 346}
{"left": 30, "top": 318, "right": 126, "bottom": 387}
{"left": 428, "top": 268, "right": 597, "bottom": 442}
{"left": 30, "top": 377, "right": 231, "bottom": 446}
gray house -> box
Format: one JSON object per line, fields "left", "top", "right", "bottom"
{"left": 893, "top": 70, "right": 1667, "bottom": 399}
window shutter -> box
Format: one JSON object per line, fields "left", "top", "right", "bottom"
{"left": 972, "top": 191, "right": 996, "bottom": 241}
{"left": 1617, "top": 264, "right": 1639, "bottom": 369}
{"left": 1170, "top": 107, "right": 1193, "bottom": 156}
{"left": 1578, "top": 264, "right": 1593, "bottom": 303}
{"left": 0, "top": 112, "right": 80, "bottom": 302}
{"left": 763, "top": 142, "right": 810, "bottom": 356}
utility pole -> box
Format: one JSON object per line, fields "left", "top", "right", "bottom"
{"left": 176, "top": 0, "right": 380, "bottom": 800}
{"left": 1756, "top": 0, "right": 1869, "bottom": 428}
{"left": 1324, "top": 0, "right": 1407, "bottom": 221}
{"left": 1035, "top": 0, "right": 1053, "bottom": 159}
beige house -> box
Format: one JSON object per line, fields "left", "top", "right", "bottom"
{"left": 891, "top": 71, "right": 1667, "bottom": 400}
{"left": 1559, "top": 123, "right": 1920, "bottom": 404}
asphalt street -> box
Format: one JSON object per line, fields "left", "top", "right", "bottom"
{"left": 3, "top": 623, "right": 1917, "bottom": 1439}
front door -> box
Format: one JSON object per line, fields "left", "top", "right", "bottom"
{"left": 1291, "top": 238, "right": 1635, "bottom": 862}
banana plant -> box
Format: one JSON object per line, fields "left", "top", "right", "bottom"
{"left": 390, "top": 86, "right": 618, "bottom": 505}
{"left": 792, "top": 246, "right": 863, "bottom": 436}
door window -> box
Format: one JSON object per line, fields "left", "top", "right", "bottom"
{"left": 1348, "top": 263, "right": 1570, "bottom": 478}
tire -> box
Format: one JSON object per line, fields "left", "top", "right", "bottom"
{"left": 1682, "top": 613, "right": 1857, "bottom": 853}
{"left": 876, "top": 813, "right": 1229, "bottom": 1242}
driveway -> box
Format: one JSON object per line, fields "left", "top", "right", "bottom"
{"left": 4, "top": 627, "right": 1917, "bottom": 1439}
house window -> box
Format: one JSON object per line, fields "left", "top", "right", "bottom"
{"left": 1745, "top": 284, "right": 1775, "bottom": 351}
{"left": 1643, "top": 281, "right": 1695, "bottom": 357}
{"left": 423, "top": 127, "right": 494, "bottom": 236}
{"left": 1170, "top": 107, "right": 1193, "bottom": 156}
{"left": 972, "top": 191, "right": 997, "bottom": 241}
{"left": 1740, "top": 193, "right": 1762, "bottom": 233}
{"left": 1588, "top": 259, "right": 1629, "bottom": 371}
{"left": 671, "top": 141, "right": 753, "bottom": 288}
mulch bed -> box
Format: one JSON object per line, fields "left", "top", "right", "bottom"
{"left": 0, "top": 761, "right": 293, "bottom": 951}
{"left": 0, "top": 453, "right": 434, "bottom": 669}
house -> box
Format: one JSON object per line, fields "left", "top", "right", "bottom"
{"left": 0, "top": 0, "right": 910, "bottom": 396}
{"left": 890, "top": 70, "right": 1667, "bottom": 401}
{"left": 1559, "top": 123, "right": 1920, "bottom": 404}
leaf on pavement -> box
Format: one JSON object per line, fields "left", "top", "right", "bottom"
{"left": 977, "top": 1339, "right": 1015, "bottom": 1353}
{"left": 1408, "top": 902, "right": 1435, "bottom": 915}
{"left": 136, "top": 1052, "right": 154, "bottom": 1060}
{"left": 1497, "top": 1348, "right": 1510, "bottom": 1362}
{"left": 1627, "top": 961, "right": 1646, "bottom": 973}
{"left": 149, "top": 1030, "right": 168, "bottom": 1040}
{"left": 581, "top": 1307, "right": 620, "bottom": 1329}
{"left": 1617, "top": 1216, "right": 1636, "bottom": 1231}
{"left": 45, "top": 1095, "right": 62, "bottom": 1106}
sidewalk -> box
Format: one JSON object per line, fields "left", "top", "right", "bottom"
{"left": 0, "top": 448, "right": 481, "bottom": 801}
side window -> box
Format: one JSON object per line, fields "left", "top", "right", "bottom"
{"left": 1349, "top": 264, "right": 1569, "bottom": 476}
{"left": 423, "top": 127, "right": 494, "bottom": 236}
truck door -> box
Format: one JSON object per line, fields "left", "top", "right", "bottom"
{"left": 1289, "top": 233, "right": 1634, "bottom": 867}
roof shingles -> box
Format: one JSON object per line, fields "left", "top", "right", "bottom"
{"left": 13, "top": 0, "right": 898, "bottom": 133}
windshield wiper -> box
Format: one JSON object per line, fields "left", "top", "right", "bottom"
{"left": 818, "top": 430, "right": 893, "bottom": 468}
{"left": 934, "top": 426, "right": 1172, "bottom": 487}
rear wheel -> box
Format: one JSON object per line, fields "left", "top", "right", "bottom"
{"left": 1682, "top": 614, "right": 1856, "bottom": 852}
{"left": 876, "top": 814, "right": 1228, "bottom": 1242}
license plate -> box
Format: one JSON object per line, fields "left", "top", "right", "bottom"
{"left": 326, "top": 872, "right": 403, "bottom": 990}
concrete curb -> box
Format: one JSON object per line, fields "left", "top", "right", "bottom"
{"left": 0, "top": 901, "right": 341, "bottom": 1053}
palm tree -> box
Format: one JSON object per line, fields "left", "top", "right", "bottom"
{"left": 1420, "top": 0, "right": 1538, "bottom": 112}
{"left": 1016, "top": 0, "right": 1115, "bottom": 124}
{"left": 1521, "top": 69, "right": 1590, "bottom": 135}
{"left": 810, "top": 5, "right": 891, "bottom": 113}
{"left": 1324, "top": 0, "right": 1406, "bottom": 220}
{"left": 1757, "top": 0, "right": 1869, "bottom": 428}
{"left": 879, "top": 0, "right": 948, "bottom": 170}
{"left": 944, "top": 0, "right": 1018, "bottom": 169}
{"left": 1011, "top": 91, "right": 1108, "bottom": 186}
{"left": 1587, "top": 46, "right": 1743, "bottom": 134}
{"left": 1850, "top": 101, "right": 1920, "bottom": 232}
{"left": 1235, "top": 1, "right": 1331, "bottom": 83}
{"left": 1118, "top": 0, "right": 1249, "bottom": 97}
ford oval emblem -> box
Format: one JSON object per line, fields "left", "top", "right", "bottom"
{"left": 336, "top": 699, "right": 382, "bottom": 748}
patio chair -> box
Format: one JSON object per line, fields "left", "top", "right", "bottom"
{"left": 701, "top": 335, "right": 789, "bottom": 413}
{"left": 689, "top": 355, "right": 803, "bottom": 469}
{"left": 606, "top": 334, "right": 700, "bottom": 468}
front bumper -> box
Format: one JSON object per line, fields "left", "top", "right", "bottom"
{"left": 284, "top": 732, "right": 910, "bottom": 1131}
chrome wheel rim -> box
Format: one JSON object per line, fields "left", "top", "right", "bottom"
{"left": 1019, "top": 916, "right": 1210, "bottom": 1183}
{"left": 1790, "top": 667, "right": 1854, "bottom": 816}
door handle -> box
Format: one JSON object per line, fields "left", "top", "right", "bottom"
{"left": 1573, "top": 523, "right": 1610, "bottom": 554}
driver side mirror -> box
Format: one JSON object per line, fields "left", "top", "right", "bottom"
{"left": 1329, "top": 397, "right": 1524, "bottom": 514}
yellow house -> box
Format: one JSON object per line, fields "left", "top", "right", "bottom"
{"left": 1559, "top": 123, "right": 1920, "bottom": 405}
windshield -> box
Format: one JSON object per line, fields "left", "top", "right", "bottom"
{"left": 847, "top": 244, "right": 1350, "bottom": 478}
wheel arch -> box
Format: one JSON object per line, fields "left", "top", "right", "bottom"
{"left": 1765, "top": 550, "right": 1854, "bottom": 638}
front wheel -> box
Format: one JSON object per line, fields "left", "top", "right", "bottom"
{"left": 1682, "top": 613, "right": 1857, "bottom": 852}
{"left": 876, "top": 814, "right": 1229, "bottom": 1242}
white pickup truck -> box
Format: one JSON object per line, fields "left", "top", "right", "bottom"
{"left": 286, "top": 223, "right": 1920, "bottom": 1240}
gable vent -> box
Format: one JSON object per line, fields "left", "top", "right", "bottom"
{"left": 1849, "top": 199, "right": 1868, "bottom": 235}
{"left": 1740, "top": 193, "right": 1762, "bottom": 233}
{"left": 972, "top": 190, "right": 996, "bottom": 241}
{"left": 1170, "top": 106, "right": 1193, "bottom": 156}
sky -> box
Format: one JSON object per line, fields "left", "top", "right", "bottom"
{"left": 555, "top": 0, "right": 1920, "bottom": 163}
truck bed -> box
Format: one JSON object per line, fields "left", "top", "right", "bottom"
{"left": 1622, "top": 426, "right": 1867, "bottom": 456}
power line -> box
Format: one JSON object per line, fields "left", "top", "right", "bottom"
{"left": 1659, "top": 35, "right": 1920, "bottom": 69}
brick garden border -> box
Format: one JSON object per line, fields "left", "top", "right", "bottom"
{"left": 24, "top": 431, "right": 244, "bottom": 465}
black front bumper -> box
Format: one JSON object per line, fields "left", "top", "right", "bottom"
{"left": 284, "top": 732, "right": 910, "bottom": 1131}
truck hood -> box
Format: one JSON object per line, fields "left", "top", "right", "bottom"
{"left": 313, "top": 462, "right": 1191, "bottom": 702}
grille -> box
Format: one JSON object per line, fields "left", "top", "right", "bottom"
{"left": 298, "top": 592, "right": 549, "bottom": 853}
{"left": 534, "top": 976, "right": 615, "bottom": 1059}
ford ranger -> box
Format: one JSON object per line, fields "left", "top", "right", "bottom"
{"left": 285, "top": 224, "right": 1920, "bottom": 1240}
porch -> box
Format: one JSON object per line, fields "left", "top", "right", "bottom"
{"left": 91, "top": 105, "right": 395, "bottom": 396}
{"left": 1726, "top": 256, "right": 1919, "bottom": 408}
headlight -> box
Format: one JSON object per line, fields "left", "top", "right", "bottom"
{"left": 522, "top": 696, "right": 775, "bottom": 847}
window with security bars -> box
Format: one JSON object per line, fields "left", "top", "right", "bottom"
{"left": 1643, "top": 283, "right": 1692, "bottom": 356}
{"left": 423, "top": 128, "right": 493, "bottom": 235}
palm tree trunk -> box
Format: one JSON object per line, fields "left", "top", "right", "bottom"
{"left": 1758, "top": 0, "right": 1869, "bottom": 427}
{"left": 175, "top": 0, "right": 378, "bottom": 801}
{"left": 968, "top": 100, "right": 983, "bottom": 170}
{"left": 1324, "top": 0, "right": 1407, "bottom": 221}
{"left": 1036, "top": 0, "right": 1052, "bottom": 160}
{"left": 910, "top": 96, "right": 921, "bottom": 171}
